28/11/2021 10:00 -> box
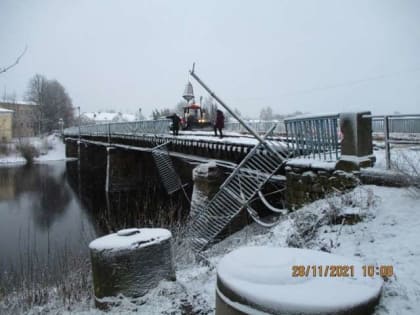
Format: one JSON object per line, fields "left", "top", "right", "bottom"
{"left": 291, "top": 265, "right": 394, "bottom": 278}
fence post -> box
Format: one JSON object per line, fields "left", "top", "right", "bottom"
{"left": 384, "top": 115, "right": 391, "bottom": 169}
{"left": 108, "top": 123, "right": 111, "bottom": 144}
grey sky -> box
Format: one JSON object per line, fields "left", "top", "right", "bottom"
{"left": 1, "top": 0, "right": 419, "bottom": 118}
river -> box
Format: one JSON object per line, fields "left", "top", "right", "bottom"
{"left": 0, "top": 158, "right": 192, "bottom": 277}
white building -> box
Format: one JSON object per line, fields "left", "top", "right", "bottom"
{"left": 80, "top": 112, "right": 137, "bottom": 125}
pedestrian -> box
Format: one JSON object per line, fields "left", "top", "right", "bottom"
{"left": 167, "top": 113, "right": 181, "bottom": 136}
{"left": 214, "top": 109, "right": 224, "bottom": 138}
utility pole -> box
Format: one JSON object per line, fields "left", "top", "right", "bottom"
{"left": 77, "top": 106, "right": 81, "bottom": 141}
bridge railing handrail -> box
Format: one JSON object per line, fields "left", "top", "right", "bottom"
{"left": 370, "top": 114, "right": 420, "bottom": 134}
{"left": 63, "top": 119, "right": 172, "bottom": 137}
{"left": 224, "top": 120, "right": 286, "bottom": 134}
{"left": 284, "top": 113, "right": 340, "bottom": 161}
{"left": 367, "top": 114, "right": 420, "bottom": 169}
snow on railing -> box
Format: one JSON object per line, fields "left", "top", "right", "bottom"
{"left": 63, "top": 119, "right": 171, "bottom": 137}
{"left": 284, "top": 113, "right": 340, "bottom": 161}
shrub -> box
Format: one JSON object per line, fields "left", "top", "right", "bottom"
{"left": 0, "top": 140, "right": 11, "bottom": 156}
{"left": 17, "top": 141, "right": 40, "bottom": 165}
{"left": 393, "top": 149, "right": 420, "bottom": 198}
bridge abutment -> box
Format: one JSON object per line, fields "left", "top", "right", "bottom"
{"left": 105, "top": 148, "right": 144, "bottom": 192}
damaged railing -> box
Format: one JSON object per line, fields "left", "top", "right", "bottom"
{"left": 63, "top": 119, "right": 171, "bottom": 137}
{"left": 285, "top": 113, "right": 340, "bottom": 161}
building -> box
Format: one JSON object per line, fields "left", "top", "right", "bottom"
{"left": 0, "top": 101, "right": 38, "bottom": 137}
{"left": 80, "top": 112, "right": 137, "bottom": 124}
{"left": 0, "top": 108, "right": 13, "bottom": 141}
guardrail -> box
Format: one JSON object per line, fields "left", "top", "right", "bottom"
{"left": 224, "top": 120, "right": 286, "bottom": 134}
{"left": 284, "top": 113, "right": 340, "bottom": 161}
{"left": 370, "top": 114, "right": 420, "bottom": 169}
{"left": 63, "top": 119, "right": 171, "bottom": 138}
{"left": 372, "top": 115, "right": 420, "bottom": 134}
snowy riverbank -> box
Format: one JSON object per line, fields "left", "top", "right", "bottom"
{"left": 0, "top": 134, "right": 67, "bottom": 165}
{"left": 3, "top": 185, "right": 418, "bottom": 314}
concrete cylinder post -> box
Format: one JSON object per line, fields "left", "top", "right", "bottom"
{"left": 337, "top": 111, "right": 374, "bottom": 171}
{"left": 89, "top": 228, "right": 175, "bottom": 309}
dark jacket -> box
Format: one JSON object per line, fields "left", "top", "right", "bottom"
{"left": 215, "top": 110, "right": 224, "bottom": 129}
{"left": 167, "top": 114, "right": 181, "bottom": 129}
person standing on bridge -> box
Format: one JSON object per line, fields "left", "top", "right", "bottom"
{"left": 214, "top": 109, "right": 225, "bottom": 139}
{"left": 167, "top": 113, "right": 181, "bottom": 136}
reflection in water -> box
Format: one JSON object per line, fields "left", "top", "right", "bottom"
{"left": 0, "top": 163, "right": 96, "bottom": 273}
{"left": 66, "top": 151, "right": 192, "bottom": 236}
{"left": 0, "top": 152, "right": 193, "bottom": 278}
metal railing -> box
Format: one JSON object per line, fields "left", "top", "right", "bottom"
{"left": 63, "top": 119, "right": 171, "bottom": 137}
{"left": 370, "top": 114, "right": 420, "bottom": 169}
{"left": 224, "top": 120, "right": 286, "bottom": 134}
{"left": 372, "top": 115, "right": 420, "bottom": 134}
{"left": 284, "top": 113, "right": 340, "bottom": 161}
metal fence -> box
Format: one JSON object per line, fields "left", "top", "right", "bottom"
{"left": 63, "top": 119, "right": 171, "bottom": 137}
{"left": 370, "top": 114, "right": 420, "bottom": 169}
{"left": 372, "top": 115, "right": 420, "bottom": 134}
{"left": 224, "top": 120, "right": 286, "bottom": 134}
{"left": 284, "top": 113, "right": 340, "bottom": 161}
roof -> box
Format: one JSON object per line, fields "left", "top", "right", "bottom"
{"left": 0, "top": 108, "right": 14, "bottom": 113}
{"left": 82, "top": 111, "right": 137, "bottom": 122}
{"left": 0, "top": 101, "right": 36, "bottom": 106}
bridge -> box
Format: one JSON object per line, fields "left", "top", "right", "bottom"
{"left": 63, "top": 111, "right": 420, "bottom": 251}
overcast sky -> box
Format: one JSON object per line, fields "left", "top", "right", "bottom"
{"left": 1, "top": 0, "right": 419, "bottom": 118}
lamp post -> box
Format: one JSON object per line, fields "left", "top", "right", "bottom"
{"left": 77, "top": 106, "right": 81, "bottom": 141}
{"left": 58, "top": 118, "right": 64, "bottom": 135}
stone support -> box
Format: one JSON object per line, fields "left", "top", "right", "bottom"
{"left": 337, "top": 111, "right": 374, "bottom": 171}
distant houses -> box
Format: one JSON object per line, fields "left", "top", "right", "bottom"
{"left": 0, "top": 101, "right": 38, "bottom": 139}
{"left": 0, "top": 108, "right": 14, "bottom": 141}
{"left": 80, "top": 112, "right": 137, "bottom": 125}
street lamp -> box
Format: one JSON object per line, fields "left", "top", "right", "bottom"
{"left": 58, "top": 118, "right": 64, "bottom": 135}
{"left": 77, "top": 106, "right": 81, "bottom": 141}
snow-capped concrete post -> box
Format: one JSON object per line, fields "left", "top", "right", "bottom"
{"left": 336, "top": 111, "right": 374, "bottom": 171}
{"left": 89, "top": 228, "right": 176, "bottom": 309}
{"left": 216, "top": 247, "right": 383, "bottom": 315}
{"left": 190, "top": 161, "right": 224, "bottom": 218}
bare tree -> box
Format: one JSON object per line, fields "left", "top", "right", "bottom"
{"left": 174, "top": 100, "right": 187, "bottom": 116}
{"left": 202, "top": 96, "right": 217, "bottom": 123}
{"left": 260, "top": 106, "right": 274, "bottom": 120}
{"left": 26, "top": 74, "right": 74, "bottom": 133}
{"left": 0, "top": 46, "right": 28, "bottom": 75}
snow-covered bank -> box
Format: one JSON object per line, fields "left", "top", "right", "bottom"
{"left": 4, "top": 185, "right": 418, "bottom": 314}
{"left": 0, "top": 134, "right": 67, "bottom": 165}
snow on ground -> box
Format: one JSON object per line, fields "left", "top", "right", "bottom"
{"left": 17, "top": 185, "right": 418, "bottom": 314}
{"left": 0, "top": 134, "right": 67, "bottom": 165}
